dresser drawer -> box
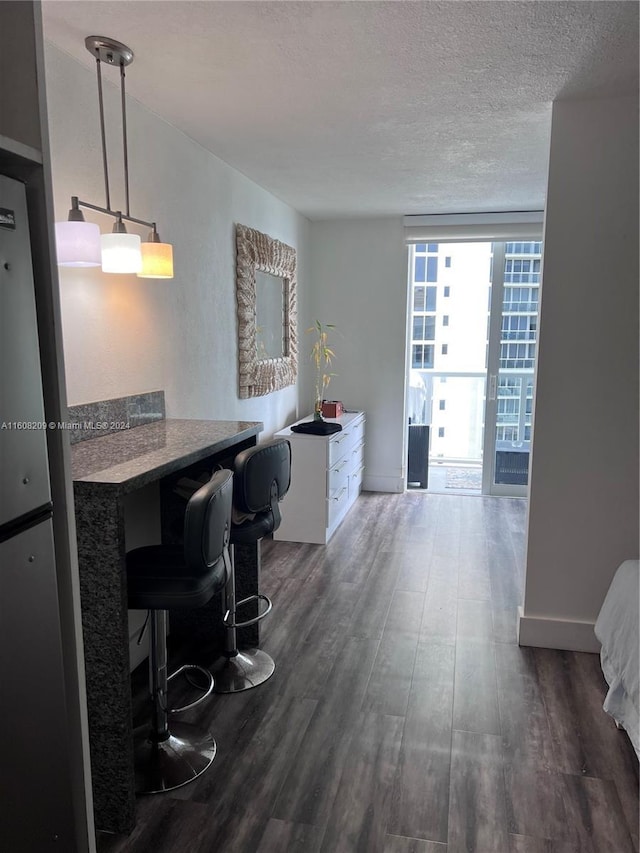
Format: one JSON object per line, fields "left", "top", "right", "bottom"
{"left": 328, "top": 454, "right": 351, "bottom": 493}
{"left": 350, "top": 414, "right": 365, "bottom": 439}
{"left": 349, "top": 463, "right": 365, "bottom": 498}
{"left": 328, "top": 416, "right": 365, "bottom": 467}
{"left": 348, "top": 439, "right": 365, "bottom": 474}
{"left": 327, "top": 480, "right": 349, "bottom": 528}
{"left": 328, "top": 428, "right": 353, "bottom": 467}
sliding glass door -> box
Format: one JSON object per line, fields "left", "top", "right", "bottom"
{"left": 483, "top": 240, "right": 542, "bottom": 495}
{"left": 407, "top": 239, "right": 542, "bottom": 496}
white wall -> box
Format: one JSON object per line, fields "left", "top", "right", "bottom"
{"left": 44, "top": 44, "right": 310, "bottom": 438}
{"left": 309, "top": 218, "right": 407, "bottom": 491}
{"left": 520, "top": 94, "right": 639, "bottom": 652}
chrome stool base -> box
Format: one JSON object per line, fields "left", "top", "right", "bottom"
{"left": 211, "top": 648, "right": 275, "bottom": 693}
{"left": 133, "top": 721, "right": 216, "bottom": 794}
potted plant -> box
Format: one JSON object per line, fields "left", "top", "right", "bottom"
{"left": 308, "top": 320, "right": 336, "bottom": 421}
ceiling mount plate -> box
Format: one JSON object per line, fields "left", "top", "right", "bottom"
{"left": 85, "top": 36, "right": 134, "bottom": 67}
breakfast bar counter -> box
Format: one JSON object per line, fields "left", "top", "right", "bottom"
{"left": 72, "top": 418, "right": 261, "bottom": 488}
{"left": 72, "top": 418, "right": 262, "bottom": 834}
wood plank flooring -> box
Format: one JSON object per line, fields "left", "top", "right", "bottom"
{"left": 98, "top": 492, "right": 638, "bottom": 853}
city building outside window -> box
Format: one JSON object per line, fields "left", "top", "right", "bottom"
{"left": 408, "top": 240, "right": 541, "bottom": 462}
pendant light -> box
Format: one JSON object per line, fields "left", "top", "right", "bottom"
{"left": 54, "top": 36, "right": 173, "bottom": 278}
{"left": 55, "top": 199, "right": 101, "bottom": 267}
{"left": 138, "top": 228, "right": 174, "bottom": 278}
{"left": 101, "top": 215, "right": 142, "bottom": 274}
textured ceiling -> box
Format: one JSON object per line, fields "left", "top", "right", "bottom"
{"left": 42, "top": 1, "right": 639, "bottom": 220}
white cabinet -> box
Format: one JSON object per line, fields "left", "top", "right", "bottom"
{"left": 274, "top": 411, "right": 365, "bottom": 544}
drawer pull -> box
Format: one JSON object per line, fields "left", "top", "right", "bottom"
{"left": 333, "top": 459, "right": 348, "bottom": 473}
{"left": 331, "top": 486, "right": 347, "bottom": 502}
{"left": 333, "top": 430, "right": 350, "bottom": 445}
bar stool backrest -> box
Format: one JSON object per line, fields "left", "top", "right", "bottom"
{"left": 233, "top": 440, "right": 291, "bottom": 521}
{"left": 183, "top": 468, "right": 233, "bottom": 578}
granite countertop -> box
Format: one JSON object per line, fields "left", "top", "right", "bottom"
{"left": 71, "top": 419, "right": 263, "bottom": 493}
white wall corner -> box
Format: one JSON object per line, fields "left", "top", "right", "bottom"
{"left": 517, "top": 606, "right": 601, "bottom": 653}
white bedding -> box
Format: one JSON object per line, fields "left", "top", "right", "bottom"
{"left": 594, "top": 559, "right": 640, "bottom": 757}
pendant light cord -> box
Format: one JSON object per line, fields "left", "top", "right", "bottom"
{"left": 120, "top": 63, "right": 131, "bottom": 217}
{"left": 95, "top": 57, "right": 111, "bottom": 211}
{"left": 94, "top": 51, "right": 131, "bottom": 217}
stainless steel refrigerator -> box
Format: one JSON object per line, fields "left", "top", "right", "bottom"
{"left": 0, "top": 174, "right": 77, "bottom": 849}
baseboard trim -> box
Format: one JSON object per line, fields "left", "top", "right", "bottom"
{"left": 517, "top": 607, "right": 600, "bottom": 653}
{"left": 363, "top": 474, "right": 405, "bottom": 493}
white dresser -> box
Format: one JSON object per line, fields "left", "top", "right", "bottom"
{"left": 274, "top": 411, "right": 365, "bottom": 544}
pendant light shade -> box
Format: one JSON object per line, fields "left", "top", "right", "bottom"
{"left": 55, "top": 199, "right": 102, "bottom": 267}
{"left": 101, "top": 218, "right": 142, "bottom": 273}
{"left": 138, "top": 229, "right": 174, "bottom": 279}
{"left": 55, "top": 220, "right": 102, "bottom": 267}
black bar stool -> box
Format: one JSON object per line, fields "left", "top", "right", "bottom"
{"left": 211, "top": 439, "right": 291, "bottom": 693}
{"left": 126, "top": 469, "right": 233, "bottom": 794}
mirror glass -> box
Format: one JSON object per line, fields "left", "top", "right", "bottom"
{"left": 255, "top": 271, "right": 285, "bottom": 359}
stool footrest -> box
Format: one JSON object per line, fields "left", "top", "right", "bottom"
{"left": 168, "top": 664, "right": 214, "bottom": 714}
{"left": 223, "top": 593, "right": 272, "bottom": 629}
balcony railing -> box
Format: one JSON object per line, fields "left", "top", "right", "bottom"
{"left": 411, "top": 369, "right": 534, "bottom": 464}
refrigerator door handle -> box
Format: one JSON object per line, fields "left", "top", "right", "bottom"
{"left": 0, "top": 503, "right": 53, "bottom": 543}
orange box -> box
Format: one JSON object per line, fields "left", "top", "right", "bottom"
{"left": 321, "top": 401, "right": 344, "bottom": 418}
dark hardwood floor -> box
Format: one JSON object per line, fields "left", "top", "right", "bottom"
{"left": 98, "top": 492, "right": 639, "bottom": 853}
